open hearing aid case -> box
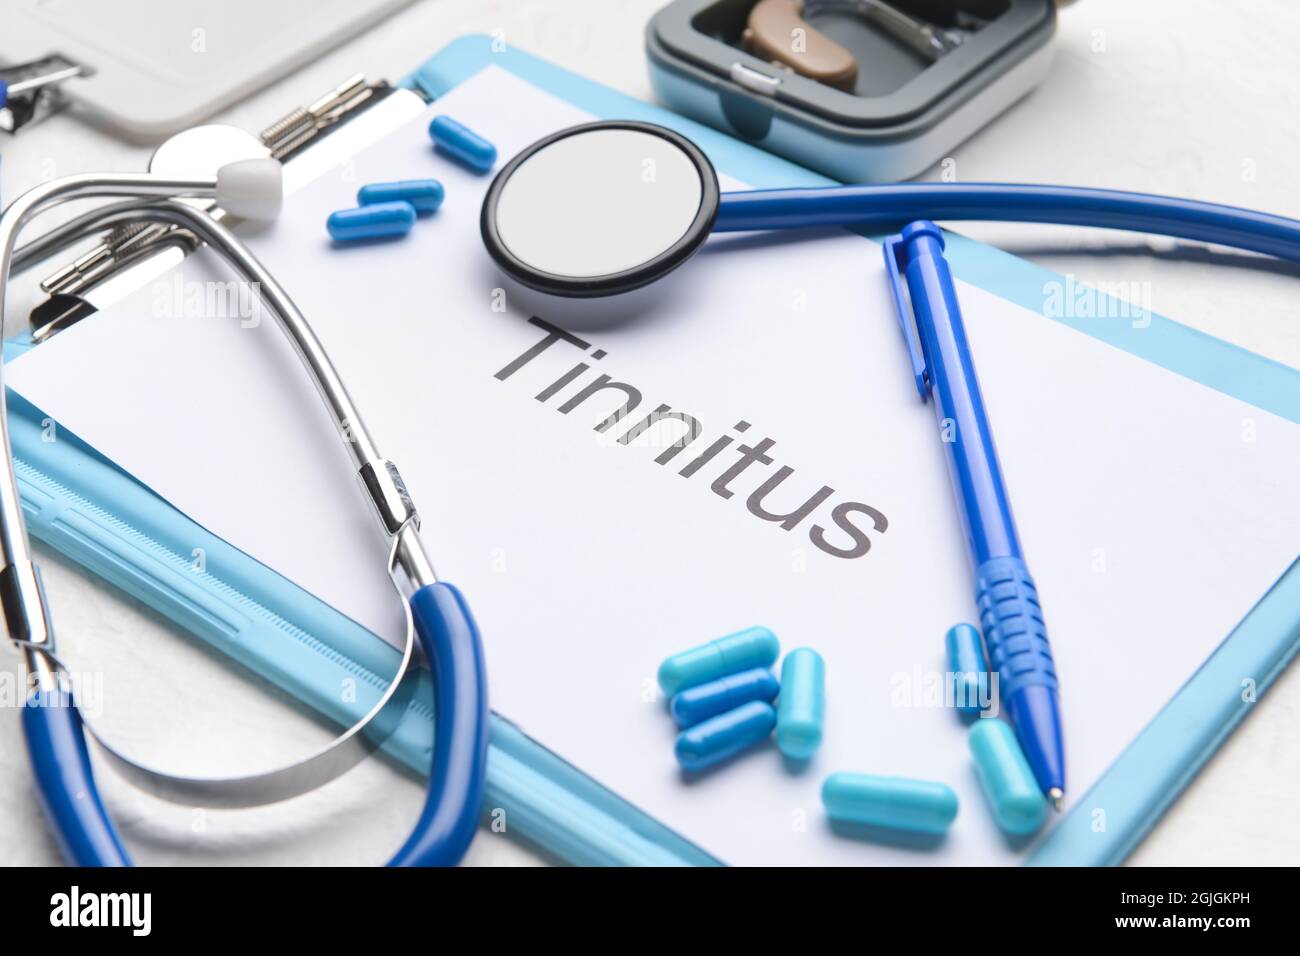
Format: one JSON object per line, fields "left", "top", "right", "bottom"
{"left": 646, "top": 0, "right": 1056, "bottom": 182}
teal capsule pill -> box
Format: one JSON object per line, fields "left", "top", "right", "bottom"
{"left": 669, "top": 667, "right": 779, "bottom": 728}
{"left": 326, "top": 201, "right": 416, "bottom": 242}
{"left": 657, "top": 626, "right": 780, "bottom": 697}
{"left": 776, "top": 648, "right": 825, "bottom": 760}
{"left": 969, "top": 718, "right": 1049, "bottom": 836}
{"left": 946, "top": 623, "right": 990, "bottom": 717}
{"left": 821, "top": 772, "right": 959, "bottom": 835}
{"left": 357, "top": 179, "right": 444, "bottom": 215}
{"left": 428, "top": 114, "right": 497, "bottom": 172}
{"left": 675, "top": 700, "right": 776, "bottom": 772}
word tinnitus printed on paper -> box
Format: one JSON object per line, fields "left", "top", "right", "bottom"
{"left": 495, "top": 318, "right": 889, "bottom": 559}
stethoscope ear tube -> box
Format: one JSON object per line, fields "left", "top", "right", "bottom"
{"left": 386, "top": 582, "right": 490, "bottom": 867}
{"left": 22, "top": 591, "right": 489, "bottom": 867}
{"left": 17, "top": 570, "right": 489, "bottom": 868}
{"left": 22, "top": 678, "right": 132, "bottom": 867}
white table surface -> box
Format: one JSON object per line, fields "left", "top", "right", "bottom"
{"left": 1, "top": 0, "right": 1297, "bottom": 866}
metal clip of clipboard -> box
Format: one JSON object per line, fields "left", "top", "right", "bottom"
{"left": 21, "top": 73, "right": 422, "bottom": 343}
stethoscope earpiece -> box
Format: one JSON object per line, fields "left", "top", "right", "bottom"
{"left": 214, "top": 158, "right": 284, "bottom": 221}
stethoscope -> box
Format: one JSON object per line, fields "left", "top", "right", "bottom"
{"left": 0, "top": 159, "right": 488, "bottom": 867}
{"left": 7, "top": 117, "right": 1300, "bottom": 869}
{"left": 479, "top": 120, "right": 1300, "bottom": 321}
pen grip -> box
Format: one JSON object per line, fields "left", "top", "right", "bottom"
{"left": 975, "top": 556, "right": 1057, "bottom": 702}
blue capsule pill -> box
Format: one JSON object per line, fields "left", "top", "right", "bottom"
{"left": 326, "top": 201, "right": 416, "bottom": 242}
{"left": 658, "top": 626, "right": 780, "bottom": 697}
{"left": 674, "top": 700, "right": 776, "bottom": 772}
{"left": 821, "top": 772, "right": 959, "bottom": 835}
{"left": 428, "top": 115, "right": 497, "bottom": 173}
{"left": 357, "top": 179, "right": 444, "bottom": 215}
{"left": 777, "top": 648, "right": 825, "bottom": 760}
{"left": 669, "top": 667, "right": 779, "bottom": 728}
{"left": 946, "top": 623, "right": 990, "bottom": 717}
{"left": 969, "top": 718, "right": 1049, "bottom": 836}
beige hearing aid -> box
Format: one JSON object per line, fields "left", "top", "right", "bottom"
{"left": 743, "top": 0, "right": 860, "bottom": 91}
{"left": 742, "top": 0, "right": 972, "bottom": 91}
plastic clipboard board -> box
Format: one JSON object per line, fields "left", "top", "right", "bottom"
{"left": 7, "top": 35, "right": 1299, "bottom": 866}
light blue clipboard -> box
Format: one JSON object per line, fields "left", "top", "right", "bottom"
{"left": 9, "top": 36, "right": 1299, "bottom": 866}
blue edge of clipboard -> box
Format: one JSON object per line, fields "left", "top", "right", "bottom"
{"left": 5, "top": 35, "right": 1298, "bottom": 866}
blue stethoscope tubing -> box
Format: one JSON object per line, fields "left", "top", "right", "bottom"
{"left": 713, "top": 182, "right": 1300, "bottom": 262}
{"left": 22, "top": 582, "right": 488, "bottom": 867}
{"left": 387, "top": 582, "right": 489, "bottom": 867}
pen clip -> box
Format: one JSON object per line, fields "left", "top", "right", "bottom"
{"left": 883, "top": 233, "right": 929, "bottom": 400}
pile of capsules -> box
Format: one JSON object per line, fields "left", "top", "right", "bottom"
{"left": 660, "top": 622, "right": 1049, "bottom": 842}
{"left": 326, "top": 115, "right": 497, "bottom": 243}
{"left": 658, "top": 627, "right": 825, "bottom": 771}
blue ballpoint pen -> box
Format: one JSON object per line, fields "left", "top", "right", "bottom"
{"left": 884, "top": 220, "right": 1066, "bottom": 809}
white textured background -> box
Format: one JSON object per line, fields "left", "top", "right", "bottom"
{"left": 1, "top": 0, "right": 1297, "bottom": 866}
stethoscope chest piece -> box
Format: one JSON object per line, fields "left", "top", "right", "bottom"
{"left": 481, "top": 120, "right": 720, "bottom": 301}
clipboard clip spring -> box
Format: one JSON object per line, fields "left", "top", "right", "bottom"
{"left": 259, "top": 73, "right": 388, "bottom": 159}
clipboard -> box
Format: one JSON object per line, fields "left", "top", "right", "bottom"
{"left": 8, "top": 35, "right": 1299, "bottom": 866}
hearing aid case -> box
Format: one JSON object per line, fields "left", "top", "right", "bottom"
{"left": 647, "top": 0, "right": 1055, "bottom": 182}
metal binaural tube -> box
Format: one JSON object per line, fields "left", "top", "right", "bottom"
{"left": 2, "top": 192, "right": 433, "bottom": 579}
{"left": 0, "top": 187, "right": 431, "bottom": 808}
{"left": 0, "top": 175, "right": 220, "bottom": 574}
